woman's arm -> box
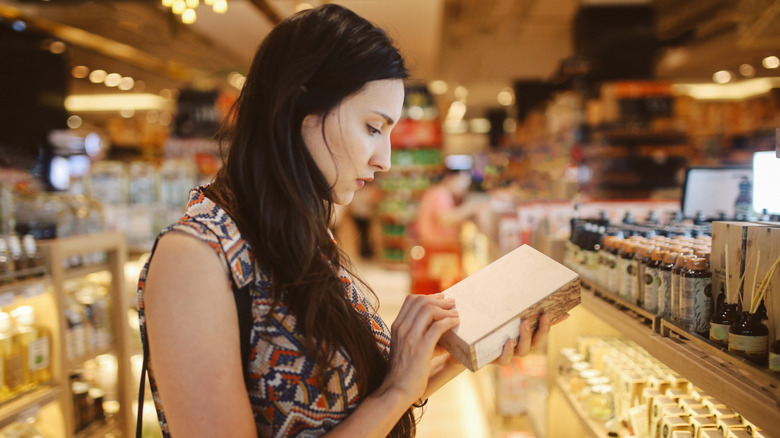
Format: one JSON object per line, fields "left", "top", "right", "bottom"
{"left": 144, "top": 232, "right": 257, "bottom": 438}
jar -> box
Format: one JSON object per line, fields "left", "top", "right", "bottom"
{"left": 586, "top": 384, "right": 615, "bottom": 421}
{"left": 710, "top": 303, "right": 741, "bottom": 347}
{"left": 728, "top": 312, "right": 769, "bottom": 366}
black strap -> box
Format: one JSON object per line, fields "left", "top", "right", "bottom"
{"left": 135, "top": 285, "right": 252, "bottom": 437}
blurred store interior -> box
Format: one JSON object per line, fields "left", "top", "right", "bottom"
{"left": 1, "top": 0, "right": 780, "bottom": 437}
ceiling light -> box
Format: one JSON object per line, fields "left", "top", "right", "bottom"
{"left": 182, "top": 8, "right": 196, "bottom": 24}
{"left": 67, "top": 115, "right": 83, "bottom": 129}
{"left": 89, "top": 69, "right": 107, "bottom": 84}
{"left": 213, "top": 0, "right": 227, "bottom": 13}
{"left": 454, "top": 86, "right": 468, "bottom": 101}
{"left": 469, "top": 118, "right": 491, "bottom": 134}
{"left": 65, "top": 94, "right": 174, "bottom": 112}
{"left": 446, "top": 101, "right": 467, "bottom": 122}
{"left": 428, "top": 80, "right": 448, "bottom": 95}
{"left": 119, "top": 77, "right": 135, "bottom": 91}
{"left": 739, "top": 64, "right": 755, "bottom": 78}
{"left": 104, "top": 73, "right": 122, "bottom": 87}
{"left": 162, "top": 0, "right": 174, "bottom": 6}
{"left": 172, "top": 0, "right": 186, "bottom": 14}
{"left": 49, "top": 41, "right": 66, "bottom": 54}
{"left": 762, "top": 56, "right": 779, "bottom": 69}
{"left": 185, "top": 0, "right": 199, "bottom": 7}
{"left": 712, "top": 70, "right": 732, "bottom": 84}
{"left": 11, "top": 20, "right": 26, "bottom": 32}
{"left": 120, "top": 108, "right": 136, "bottom": 118}
{"left": 673, "top": 78, "right": 780, "bottom": 100}
{"left": 146, "top": 110, "right": 160, "bottom": 124}
{"left": 497, "top": 88, "right": 514, "bottom": 106}
{"left": 204, "top": 0, "right": 214, "bottom": 4}
{"left": 72, "top": 65, "right": 89, "bottom": 79}
{"left": 408, "top": 106, "right": 424, "bottom": 120}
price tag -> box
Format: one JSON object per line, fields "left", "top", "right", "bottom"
{"left": 22, "top": 283, "right": 46, "bottom": 299}
{"left": 0, "top": 292, "right": 14, "bottom": 307}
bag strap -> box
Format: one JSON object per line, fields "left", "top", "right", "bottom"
{"left": 135, "top": 285, "right": 253, "bottom": 437}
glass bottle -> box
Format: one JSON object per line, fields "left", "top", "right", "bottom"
{"left": 606, "top": 237, "right": 623, "bottom": 295}
{"left": 636, "top": 245, "right": 654, "bottom": 308}
{"left": 21, "top": 235, "right": 43, "bottom": 276}
{"left": 770, "top": 339, "right": 780, "bottom": 372}
{"left": 734, "top": 177, "right": 753, "bottom": 218}
{"left": 680, "top": 257, "right": 712, "bottom": 335}
{"left": 644, "top": 250, "right": 666, "bottom": 315}
{"left": 728, "top": 312, "right": 769, "bottom": 366}
{"left": 0, "top": 311, "right": 25, "bottom": 396}
{"left": 10, "top": 306, "right": 51, "bottom": 388}
{"left": 710, "top": 303, "right": 741, "bottom": 347}
{"left": 670, "top": 254, "right": 690, "bottom": 325}
{"left": 63, "top": 295, "right": 87, "bottom": 361}
{"left": 658, "top": 252, "right": 678, "bottom": 319}
{"left": 618, "top": 242, "right": 638, "bottom": 301}
{"left": 6, "top": 235, "right": 28, "bottom": 279}
{"left": 0, "top": 237, "right": 14, "bottom": 285}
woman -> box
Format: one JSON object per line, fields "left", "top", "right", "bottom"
{"left": 138, "top": 4, "right": 552, "bottom": 437}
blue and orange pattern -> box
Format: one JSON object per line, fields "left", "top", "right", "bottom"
{"left": 137, "top": 186, "right": 392, "bottom": 437}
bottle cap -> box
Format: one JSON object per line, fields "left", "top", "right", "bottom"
{"left": 652, "top": 250, "right": 668, "bottom": 262}
{"left": 674, "top": 254, "right": 689, "bottom": 268}
{"left": 10, "top": 305, "right": 35, "bottom": 327}
{"left": 663, "top": 252, "right": 679, "bottom": 264}
{"left": 687, "top": 257, "right": 708, "bottom": 270}
{"left": 622, "top": 242, "right": 636, "bottom": 254}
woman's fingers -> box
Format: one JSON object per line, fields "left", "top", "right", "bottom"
{"left": 496, "top": 338, "right": 514, "bottom": 366}
{"left": 514, "top": 318, "right": 533, "bottom": 357}
{"left": 530, "top": 313, "right": 551, "bottom": 349}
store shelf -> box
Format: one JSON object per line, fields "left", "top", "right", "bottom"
{"left": 74, "top": 419, "right": 119, "bottom": 438}
{"left": 0, "top": 385, "right": 60, "bottom": 430}
{"left": 0, "top": 276, "right": 50, "bottom": 305}
{"left": 554, "top": 376, "right": 625, "bottom": 438}
{"left": 65, "top": 346, "right": 116, "bottom": 373}
{"left": 580, "top": 279, "right": 780, "bottom": 436}
{"left": 63, "top": 263, "right": 111, "bottom": 282}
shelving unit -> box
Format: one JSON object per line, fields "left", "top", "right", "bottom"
{"left": 38, "top": 232, "right": 132, "bottom": 438}
{"left": 0, "top": 385, "right": 60, "bottom": 430}
{"left": 578, "top": 278, "right": 780, "bottom": 436}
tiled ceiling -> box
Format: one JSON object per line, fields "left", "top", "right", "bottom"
{"left": 1, "top": 0, "right": 779, "bottom": 119}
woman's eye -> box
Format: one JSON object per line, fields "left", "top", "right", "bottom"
{"left": 367, "top": 125, "right": 381, "bottom": 136}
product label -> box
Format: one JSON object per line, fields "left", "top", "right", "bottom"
{"left": 769, "top": 352, "right": 780, "bottom": 372}
{"left": 692, "top": 277, "right": 712, "bottom": 333}
{"left": 28, "top": 336, "right": 50, "bottom": 372}
{"left": 644, "top": 267, "right": 660, "bottom": 314}
{"left": 622, "top": 260, "right": 639, "bottom": 302}
{"left": 710, "top": 323, "right": 730, "bottom": 344}
{"left": 728, "top": 334, "right": 768, "bottom": 357}
{"left": 5, "top": 354, "right": 23, "bottom": 389}
{"left": 606, "top": 254, "right": 618, "bottom": 294}
{"left": 670, "top": 273, "right": 681, "bottom": 323}
{"left": 658, "top": 270, "right": 671, "bottom": 318}
{"left": 680, "top": 277, "right": 696, "bottom": 328}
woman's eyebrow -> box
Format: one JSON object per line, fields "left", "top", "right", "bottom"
{"left": 370, "top": 110, "right": 395, "bottom": 126}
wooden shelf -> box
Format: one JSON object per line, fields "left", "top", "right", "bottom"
{"left": 65, "top": 346, "right": 117, "bottom": 373}
{"left": 0, "top": 276, "right": 50, "bottom": 305}
{"left": 62, "top": 263, "right": 111, "bottom": 281}
{"left": 74, "top": 419, "right": 119, "bottom": 438}
{"left": 580, "top": 279, "right": 780, "bottom": 436}
{"left": 0, "top": 385, "right": 60, "bottom": 430}
{"left": 554, "top": 376, "right": 625, "bottom": 438}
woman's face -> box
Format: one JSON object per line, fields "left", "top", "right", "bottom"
{"left": 302, "top": 79, "right": 404, "bottom": 205}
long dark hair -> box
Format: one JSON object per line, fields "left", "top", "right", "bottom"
{"left": 207, "top": 4, "right": 413, "bottom": 437}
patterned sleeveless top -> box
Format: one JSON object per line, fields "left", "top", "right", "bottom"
{"left": 137, "top": 186, "right": 392, "bottom": 437}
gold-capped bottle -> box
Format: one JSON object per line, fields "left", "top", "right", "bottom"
{"left": 680, "top": 257, "right": 712, "bottom": 335}
{"left": 11, "top": 306, "right": 51, "bottom": 388}
{"left": 0, "top": 311, "right": 25, "bottom": 396}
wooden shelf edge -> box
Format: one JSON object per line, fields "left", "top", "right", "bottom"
{"left": 580, "top": 284, "right": 780, "bottom": 436}
{"left": 0, "top": 276, "right": 50, "bottom": 297}
{"left": 0, "top": 384, "right": 61, "bottom": 430}
{"left": 63, "top": 263, "right": 111, "bottom": 281}
{"left": 38, "top": 233, "right": 126, "bottom": 256}
{"left": 66, "top": 346, "right": 117, "bottom": 372}
{"left": 554, "top": 376, "right": 620, "bottom": 438}
{"left": 74, "top": 419, "right": 119, "bottom": 438}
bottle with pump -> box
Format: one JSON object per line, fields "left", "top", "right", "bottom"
{"left": 10, "top": 306, "right": 51, "bottom": 388}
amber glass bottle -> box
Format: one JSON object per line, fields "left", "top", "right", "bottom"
{"left": 710, "top": 303, "right": 741, "bottom": 347}
{"left": 658, "top": 252, "right": 678, "bottom": 319}
{"left": 670, "top": 254, "right": 690, "bottom": 324}
{"left": 680, "top": 257, "right": 712, "bottom": 335}
{"left": 729, "top": 312, "right": 769, "bottom": 366}
{"left": 644, "top": 250, "right": 666, "bottom": 315}
{"left": 618, "top": 242, "right": 637, "bottom": 301}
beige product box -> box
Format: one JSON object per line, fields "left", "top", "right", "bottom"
{"left": 726, "top": 430, "right": 751, "bottom": 438}
{"left": 662, "top": 416, "right": 690, "bottom": 438}
{"left": 711, "top": 222, "right": 767, "bottom": 308}
{"left": 717, "top": 417, "right": 746, "bottom": 435}
{"left": 679, "top": 397, "right": 704, "bottom": 415}
{"left": 620, "top": 372, "right": 648, "bottom": 421}
{"left": 745, "top": 226, "right": 780, "bottom": 342}
{"left": 690, "top": 416, "right": 718, "bottom": 438}
{"left": 648, "top": 374, "right": 674, "bottom": 393}
{"left": 701, "top": 398, "right": 726, "bottom": 413}
{"left": 700, "top": 430, "right": 724, "bottom": 438}
{"left": 690, "top": 387, "right": 708, "bottom": 402}
{"left": 651, "top": 397, "right": 680, "bottom": 438}
{"left": 688, "top": 407, "right": 711, "bottom": 419}
{"left": 711, "top": 406, "right": 738, "bottom": 421}
{"left": 741, "top": 418, "right": 760, "bottom": 436}
{"left": 665, "top": 387, "right": 686, "bottom": 402}
{"left": 439, "top": 244, "right": 581, "bottom": 371}
{"left": 673, "top": 432, "right": 694, "bottom": 438}
{"left": 752, "top": 430, "right": 766, "bottom": 438}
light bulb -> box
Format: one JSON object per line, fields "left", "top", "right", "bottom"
{"left": 182, "top": 8, "right": 196, "bottom": 24}
{"left": 162, "top": 0, "right": 174, "bottom": 6}
{"left": 186, "top": 0, "right": 199, "bottom": 8}
{"left": 172, "top": 0, "right": 186, "bottom": 14}
{"left": 213, "top": 0, "right": 227, "bottom": 13}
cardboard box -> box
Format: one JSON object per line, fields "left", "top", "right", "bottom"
{"left": 711, "top": 222, "right": 767, "bottom": 309}
{"left": 439, "top": 244, "right": 580, "bottom": 371}
{"left": 745, "top": 226, "right": 780, "bottom": 341}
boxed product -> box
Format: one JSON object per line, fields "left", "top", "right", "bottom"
{"left": 439, "top": 244, "right": 581, "bottom": 371}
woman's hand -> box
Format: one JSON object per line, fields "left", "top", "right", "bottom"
{"left": 381, "top": 293, "right": 460, "bottom": 405}
{"left": 494, "top": 312, "right": 570, "bottom": 366}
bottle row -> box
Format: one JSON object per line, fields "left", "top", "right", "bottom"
{"left": 0, "top": 235, "right": 45, "bottom": 284}
{"left": 64, "top": 280, "right": 113, "bottom": 361}
{"left": 566, "top": 217, "right": 779, "bottom": 371}
{"left": 559, "top": 336, "right": 764, "bottom": 438}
